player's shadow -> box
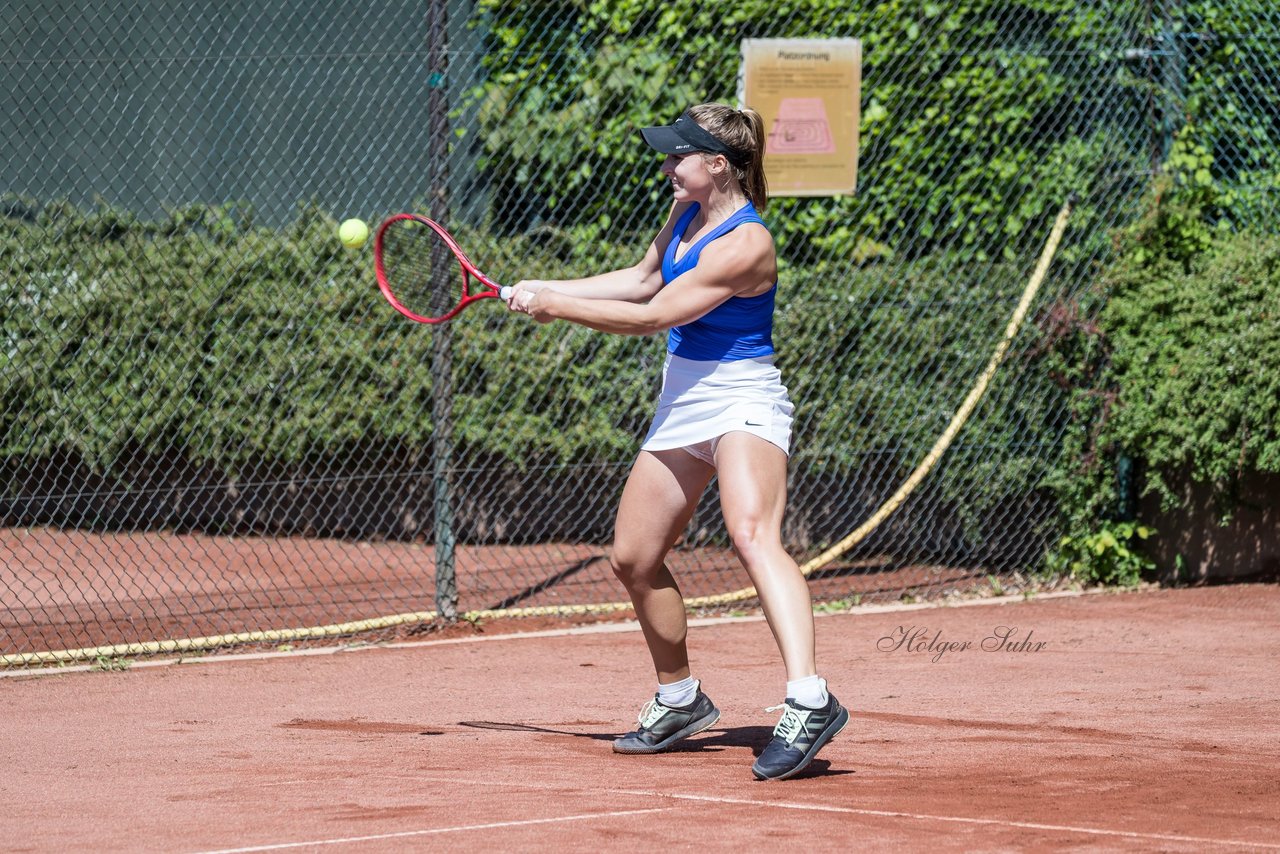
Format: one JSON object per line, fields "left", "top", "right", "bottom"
{"left": 459, "top": 720, "right": 617, "bottom": 741}
{"left": 456, "top": 721, "right": 854, "bottom": 778}
{"left": 458, "top": 720, "right": 769, "bottom": 750}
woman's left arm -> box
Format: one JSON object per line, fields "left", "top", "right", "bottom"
{"left": 522, "top": 225, "right": 775, "bottom": 335}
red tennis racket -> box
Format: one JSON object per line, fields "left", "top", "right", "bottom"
{"left": 374, "top": 214, "right": 512, "bottom": 324}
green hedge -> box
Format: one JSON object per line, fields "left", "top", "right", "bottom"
{"left": 0, "top": 201, "right": 658, "bottom": 471}
{"left": 3, "top": 199, "right": 1062, "bottom": 554}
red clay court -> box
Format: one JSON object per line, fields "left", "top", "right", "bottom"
{"left": 3, "top": 583, "right": 1278, "bottom": 852}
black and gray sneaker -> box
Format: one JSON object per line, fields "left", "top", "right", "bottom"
{"left": 751, "top": 693, "right": 849, "bottom": 781}
{"left": 612, "top": 684, "right": 721, "bottom": 754}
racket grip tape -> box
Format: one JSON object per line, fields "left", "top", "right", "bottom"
{"left": 499, "top": 286, "right": 513, "bottom": 300}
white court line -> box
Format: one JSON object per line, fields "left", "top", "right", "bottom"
{"left": 228, "top": 770, "right": 1280, "bottom": 850}
{"left": 189, "top": 807, "right": 670, "bottom": 854}
{"left": 386, "top": 774, "right": 1279, "bottom": 852}
{"left": 614, "top": 789, "right": 1280, "bottom": 851}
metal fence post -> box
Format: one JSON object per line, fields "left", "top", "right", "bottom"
{"left": 427, "top": 0, "right": 457, "bottom": 621}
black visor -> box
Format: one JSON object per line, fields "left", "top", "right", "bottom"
{"left": 640, "top": 111, "right": 748, "bottom": 166}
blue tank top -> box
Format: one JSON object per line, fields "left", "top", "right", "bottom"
{"left": 660, "top": 202, "right": 777, "bottom": 361}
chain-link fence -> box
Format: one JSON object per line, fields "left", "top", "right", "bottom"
{"left": 3, "top": 0, "right": 1276, "bottom": 666}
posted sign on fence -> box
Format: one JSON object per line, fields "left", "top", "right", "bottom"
{"left": 740, "top": 38, "right": 862, "bottom": 196}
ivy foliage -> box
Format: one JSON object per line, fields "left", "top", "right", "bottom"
{"left": 1177, "top": 0, "right": 1280, "bottom": 225}
{"left": 468, "top": 0, "right": 1137, "bottom": 261}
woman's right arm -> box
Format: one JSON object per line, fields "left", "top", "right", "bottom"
{"left": 515, "top": 262, "right": 659, "bottom": 303}
{"left": 509, "top": 202, "right": 685, "bottom": 306}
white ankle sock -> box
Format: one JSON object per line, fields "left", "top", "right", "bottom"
{"left": 787, "top": 674, "right": 829, "bottom": 709}
{"left": 657, "top": 676, "right": 698, "bottom": 708}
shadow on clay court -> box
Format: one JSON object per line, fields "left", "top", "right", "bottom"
{"left": 457, "top": 721, "right": 856, "bottom": 779}
{"left": 460, "top": 720, "right": 773, "bottom": 751}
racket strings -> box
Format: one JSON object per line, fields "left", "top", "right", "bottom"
{"left": 382, "top": 220, "right": 460, "bottom": 318}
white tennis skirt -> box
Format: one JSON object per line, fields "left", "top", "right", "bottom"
{"left": 640, "top": 353, "right": 794, "bottom": 458}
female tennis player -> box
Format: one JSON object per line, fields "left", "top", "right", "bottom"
{"left": 505, "top": 103, "right": 848, "bottom": 781}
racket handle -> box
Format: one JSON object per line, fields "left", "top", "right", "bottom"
{"left": 499, "top": 286, "right": 513, "bottom": 300}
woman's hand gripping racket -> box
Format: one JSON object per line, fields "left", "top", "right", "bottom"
{"left": 374, "top": 214, "right": 513, "bottom": 324}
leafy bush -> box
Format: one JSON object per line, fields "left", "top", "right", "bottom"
{"left": 1100, "top": 227, "right": 1280, "bottom": 510}
{"left": 1048, "top": 520, "right": 1154, "bottom": 587}
{"left": 1043, "top": 127, "right": 1280, "bottom": 580}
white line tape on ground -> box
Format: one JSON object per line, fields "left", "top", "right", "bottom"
{"left": 189, "top": 806, "right": 670, "bottom": 854}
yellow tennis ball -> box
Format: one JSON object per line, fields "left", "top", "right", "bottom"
{"left": 338, "top": 218, "right": 369, "bottom": 249}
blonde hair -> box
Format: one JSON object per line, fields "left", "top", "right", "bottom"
{"left": 686, "top": 103, "right": 769, "bottom": 212}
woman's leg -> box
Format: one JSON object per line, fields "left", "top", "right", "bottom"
{"left": 715, "top": 431, "right": 849, "bottom": 781}
{"left": 610, "top": 448, "right": 715, "bottom": 683}
{"left": 713, "top": 432, "right": 815, "bottom": 680}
